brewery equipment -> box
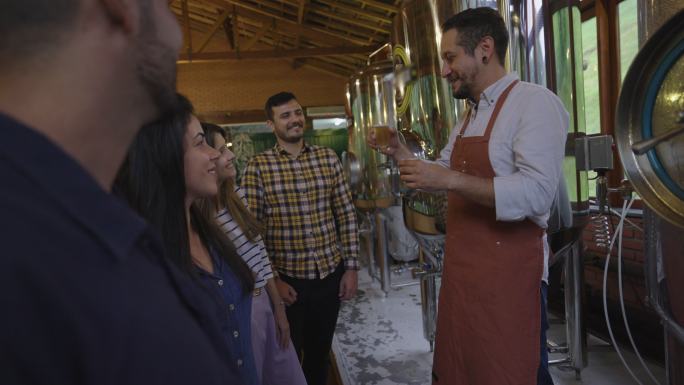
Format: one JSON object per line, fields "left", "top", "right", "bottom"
{"left": 615, "top": 4, "right": 684, "bottom": 382}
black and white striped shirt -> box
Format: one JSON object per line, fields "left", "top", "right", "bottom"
{"left": 216, "top": 187, "right": 273, "bottom": 289}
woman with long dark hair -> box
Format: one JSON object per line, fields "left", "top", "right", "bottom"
{"left": 200, "top": 123, "right": 307, "bottom": 385}
{"left": 114, "top": 94, "right": 258, "bottom": 385}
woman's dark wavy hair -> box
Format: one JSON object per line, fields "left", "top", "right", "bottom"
{"left": 113, "top": 93, "right": 254, "bottom": 293}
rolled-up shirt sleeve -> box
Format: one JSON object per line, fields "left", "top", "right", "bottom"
{"left": 493, "top": 90, "right": 569, "bottom": 223}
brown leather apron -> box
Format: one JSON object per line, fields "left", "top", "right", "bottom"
{"left": 432, "top": 80, "right": 543, "bottom": 385}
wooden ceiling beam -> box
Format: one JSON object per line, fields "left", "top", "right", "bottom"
{"left": 195, "top": 0, "right": 367, "bottom": 46}
{"left": 237, "top": 23, "right": 361, "bottom": 71}
{"left": 315, "top": 0, "right": 390, "bottom": 24}
{"left": 297, "top": 0, "right": 308, "bottom": 24}
{"left": 298, "top": 58, "right": 351, "bottom": 78}
{"left": 359, "top": 0, "right": 399, "bottom": 13}
{"left": 225, "top": 0, "right": 296, "bottom": 20}
{"left": 181, "top": 0, "right": 193, "bottom": 57}
{"left": 316, "top": 55, "right": 362, "bottom": 72}
{"left": 210, "top": 23, "right": 355, "bottom": 78}
{"left": 171, "top": 4, "right": 218, "bottom": 26}
{"left": 307, "top": 4, "right": 389, "bottom": 34}
{"left": 230, "top": 5, "right": 240, "bottom": 51}
{"left": 195, "top": 8, "right": 231, "bottom": 53}
{"left": 178, "top": 45, "right": 377, "bottom": 61}
{"left": 305, "top": 14, "right": 384, "bottom": 44}
{"left": 241, "top": 23, "right": 272, "bottom": 51}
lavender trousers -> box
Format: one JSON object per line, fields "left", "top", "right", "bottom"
{"left": 251, "top": 290, "right": 308, "bottom": 385}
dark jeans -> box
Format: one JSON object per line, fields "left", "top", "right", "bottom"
{"left": 280, "top": 263, "right": 344, "bottom": 385}
{"left": 538, "top": 282, "right": 555, "bottom": 385}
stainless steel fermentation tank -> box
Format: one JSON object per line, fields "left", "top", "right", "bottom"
{"left": 616, "top": 2, "right": 684, "bottom": 383}
{"left": 344, "top": 0, "right": 588, "bottom": 360}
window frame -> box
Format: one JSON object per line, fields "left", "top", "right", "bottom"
{"left": 579, "top": 0, "right": 641, "bottom": 207}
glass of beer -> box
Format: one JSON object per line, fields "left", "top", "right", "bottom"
{"left": 373, "top": 125, "right": 393, "bottom": 148}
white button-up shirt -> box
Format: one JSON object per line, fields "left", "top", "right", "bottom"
{"left": 437, "top": 73, "right": 569, "bottom": 282}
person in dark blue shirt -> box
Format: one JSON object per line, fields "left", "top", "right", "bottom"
{"left": 0, "top": 1, "right": 242, "bottom": 384}
{"left": 114, "top": 94, "right": 259, "bottom": 385}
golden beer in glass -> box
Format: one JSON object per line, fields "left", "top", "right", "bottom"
{"left": 373, "top": 125, "right": 392, "bottom": 147}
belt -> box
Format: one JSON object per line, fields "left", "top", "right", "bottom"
{"left": 253, "top": 287, "right": 263, "bottom": 297}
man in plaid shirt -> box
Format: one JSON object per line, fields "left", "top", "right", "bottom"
{"left": 242, "top": 91, "right": 359, "bottom": 385}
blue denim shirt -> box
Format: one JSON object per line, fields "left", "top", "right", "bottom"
{"left": 198, "top": 252, "right": 258, "bottom": 385}
{"left": 0, "top": 113, "right": 242, "bottom": 385}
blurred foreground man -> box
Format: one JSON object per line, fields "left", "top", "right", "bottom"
{"left": 370, "top": 7, "right": 568, "bottom": 385}
{"left": 0, "top": 1, "right": 241, "bottom": 384}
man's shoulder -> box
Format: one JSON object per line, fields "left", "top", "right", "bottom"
{"left": 515, "top": 81, "right": 563, "bottom": 103}
{"left": 516, "top": 80, "right": 554, "bottom": 95}
{"left": 512, "top": 81, "right": 567, "bottom": 118}
{"left": 248, "top": 148, "right": 279, "bottom": 165}
{"left": 307, "top": 145, "right": 340, "bottom": 162}
{"left": 308, "top": 144, "right": 334, "bottom": 153}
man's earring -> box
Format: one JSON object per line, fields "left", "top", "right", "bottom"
{"left": 482, "top": 56, "right": 488, "bottom": 64}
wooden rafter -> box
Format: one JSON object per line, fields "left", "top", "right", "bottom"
{"left": 171, "top": 0, "right": 400, "bottom": 77}
{"left": 297, "top": 0, "right": 308, "bottom": 24}
{"left": 307, "top": 4, "right": 388, "bottom": 34}
{"left": 177, "top": 45, "right": 376, "bottom": 61}
{"left": 231, "top": 5, "right": 240, "bottom": 51}
{"left": 315, "top": 0, "right": 390, "bottom": 24}
{"left": 196, "top": 8, "right": 232, "bottom": 53}
{"left": 181, "top": 0, "right": 193, "bottom": 58}
{"left": 299, "top": 57, "right": 350, "bottom": 78}
{"left": 359, "top": 0, "right": 399, "bottom": 13}
{"left": 242, "top": 23, "right": 272, "bottom": 51}
{"left": 229, "top": 24, "right": 359, "bottom": 74}
{"left": 196, "top": 0, "right": 368, "bottom": 45}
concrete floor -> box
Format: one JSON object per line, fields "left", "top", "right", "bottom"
{"left": 332, "top": 267, "right": 666, "bottom": 385}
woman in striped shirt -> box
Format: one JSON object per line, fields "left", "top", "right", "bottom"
{"left": 201, "top": 123, "right": 307, "bottom": 385}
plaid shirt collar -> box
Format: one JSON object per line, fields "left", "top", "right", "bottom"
{"left": 273, "top": 141, "right": 313, "bottom": 157}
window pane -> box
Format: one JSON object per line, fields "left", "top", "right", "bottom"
{"left": 581, "top": 17, "right": 600, "bottom": 136}
{"left": 581, "top": 17, "right": 599, "bottom": 197}
{"left": 618, "top": 0, "right": 641, "bottom": 200}
{"left": 619, "top": 0, "right": 639, "bottom": 81}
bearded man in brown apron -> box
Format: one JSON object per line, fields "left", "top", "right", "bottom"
{"left": 369, "top": 7, "right": 569, "bottom": 385}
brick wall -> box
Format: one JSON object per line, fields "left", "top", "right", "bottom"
{"left": 177, "top": 59, "right": 348, "bottom": 117}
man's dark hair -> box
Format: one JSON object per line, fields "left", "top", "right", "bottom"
{"left": 441, "top": 7, "right": 509, "bottom": 65}
{"left": 0, "top": 0, "right": 79, "bottom": 61}
{"left": 264, "top": 91, "right": 297, "bottom": 121}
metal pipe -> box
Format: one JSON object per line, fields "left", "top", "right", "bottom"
{"left": 564, "top": 238, "right": 588, "bottom": 373}
{"left": 375, "top": 212, "right": 392, "bottom": 295}
{"left": 367, "top": 43, "right": 392, "bottom": 66}
{"left": 632, "top": 124, "right": 684, "bottom": 155}
{"left": 644, "top": 213, "right": 684, "bottom": 344}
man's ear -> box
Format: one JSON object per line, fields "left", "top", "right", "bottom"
{"left": 267, "top": 120, "right": 275, "bottom": 132}
{"left": 98, "top": 0, "right": 137, "bottom": 35}
{"left": 478, "top": 36, "right": 496, "bottom": 64}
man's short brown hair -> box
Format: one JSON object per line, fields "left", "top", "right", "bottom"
{"left": 441, "top": 7, "right": 509, "bottom": 65}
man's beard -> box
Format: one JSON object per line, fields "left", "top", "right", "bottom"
{"left": 276, "top": 123, "right": 304, "bottom": 143}
{"left": 135, "top": 2, "right": 178, "bottom": 119}
{"left": 452, "top": 82, "right": 472, "bottom": 100}
{"left": 449, "top": 68, "right": 477, "bottom": 100}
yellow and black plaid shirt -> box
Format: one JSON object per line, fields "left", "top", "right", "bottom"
{"left": 242, "top": 142, "right": 359, "bottom": 280}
